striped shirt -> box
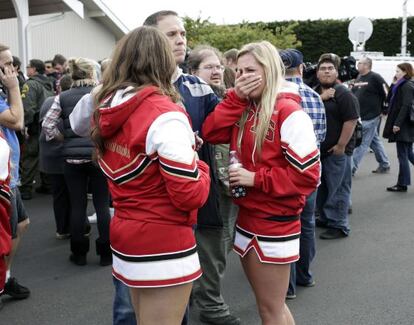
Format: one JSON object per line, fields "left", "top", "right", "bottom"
{"left": 286, "top": 77, "right": 326, "bottom": 145}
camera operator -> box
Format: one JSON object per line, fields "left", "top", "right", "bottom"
{"left": 0, "top": 43, "right": 30, "bottom": 302}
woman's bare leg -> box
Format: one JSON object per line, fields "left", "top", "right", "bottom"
{"left": 240, "top": 250, "right": 295, "bottom": 325}
{"left": 129, "top": 282, "right": 192, "bottom": 325}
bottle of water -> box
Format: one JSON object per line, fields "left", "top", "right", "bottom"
{"left": 229, "top": 150, "right": 247, "bottom": 198}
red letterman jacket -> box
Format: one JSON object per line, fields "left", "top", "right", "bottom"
{"left": 202, "top": 85, "right": 320, "bottom": 231}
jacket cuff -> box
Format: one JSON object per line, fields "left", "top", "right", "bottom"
{"left": 226, "top": 89, "right": 249, "bottom": 105}
{"left": 253, "top": 169, "right": 263, "bottom": 189}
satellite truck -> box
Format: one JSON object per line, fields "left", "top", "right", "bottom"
{"left": 350, "top": 2, "right": 414, "bottom": 84}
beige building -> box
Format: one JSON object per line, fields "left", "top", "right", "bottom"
{"left": 0, "top": 0, "right": 128, "bottom": 63}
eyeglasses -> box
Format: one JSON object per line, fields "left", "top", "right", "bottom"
{"left": 199, "top": 65, "right": 225, "bottom": 72}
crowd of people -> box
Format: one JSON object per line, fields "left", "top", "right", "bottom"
{"left": 1, "top": 8, "right": 414, "bottom": 325}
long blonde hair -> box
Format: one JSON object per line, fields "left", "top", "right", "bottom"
{"left": 236, "top": 41, "right": 284, "bottom": 160}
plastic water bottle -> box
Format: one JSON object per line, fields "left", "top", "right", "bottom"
{"left": 229, "top": 150, "right": 247, "bottom": 198}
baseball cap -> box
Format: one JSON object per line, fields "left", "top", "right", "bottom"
{"left": 318, "top": 53, "right": 341, "bottom": 70}
{"left": 280, "top": 49, "right": 304, "bottom": 69}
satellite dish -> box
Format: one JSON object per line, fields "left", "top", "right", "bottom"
{"left": 348, "top": 17, "right": 373, "bottom": 51}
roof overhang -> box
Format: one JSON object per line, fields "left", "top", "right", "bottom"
{"left": 0, "top": 0, "right": 84, "bottom": 19}
{"left": 82, "top": 0, "right": 129, "bottom": 39}
{"left": 0, "top": 0, "right": 128, "bottom": 39}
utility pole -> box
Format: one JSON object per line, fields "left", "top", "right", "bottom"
{"left": 401, "top": 0, "right": 408, "bottom": 56}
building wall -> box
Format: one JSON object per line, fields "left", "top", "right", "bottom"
{"left": 0, "top": 11, "right": 116, "bottom": 62}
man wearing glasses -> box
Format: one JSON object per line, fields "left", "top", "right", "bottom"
{"left": 315, "top": 53, "right": 359, "bottom": 240}
{"left": 44, "top": 60, "right": 58, "bottom": 93}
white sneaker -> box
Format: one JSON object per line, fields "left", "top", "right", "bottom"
{"left": 88, "top": 208, "right": 114, "bottom": 223}
{"left": 88, "top": 212, "right": 97, "bottom": 224}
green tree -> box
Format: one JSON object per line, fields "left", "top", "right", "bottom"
{"left": 183, "top": 16, "right": 301, "bottom": 51}
{"left": 266, "top": 19, "right": 352, "bottom": 62}
{"left": 185, "top": 16, "right": 414, "bottom": 63}
{"left": 366, "top": 18, "right": 408, "bottom": 56}
{"left": 265, "top": 18, "right": 414, "bottom": 62}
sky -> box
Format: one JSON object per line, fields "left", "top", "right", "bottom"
{"left": 103, "top": 0, "right": 411, "bottom": 30}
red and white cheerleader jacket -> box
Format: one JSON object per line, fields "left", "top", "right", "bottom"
{"left": 0, "top": 132, "right": 11, "bottom": 293}
{"left": 202, "top": 83, "right": 320, "bottom": 263}
{"left": 97, "top": 86, "right": 210, "bottom": 287}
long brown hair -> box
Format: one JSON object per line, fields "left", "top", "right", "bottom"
{"left": 92, "top": 26, "right": 180, "bottom": 154}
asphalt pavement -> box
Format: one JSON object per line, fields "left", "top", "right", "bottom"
{"left": 1, "top": 138, "right": 414, "bottom": 325}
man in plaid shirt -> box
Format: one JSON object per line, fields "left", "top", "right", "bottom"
{"left": 280, "top": 49, "right": 326, "bottom": 300}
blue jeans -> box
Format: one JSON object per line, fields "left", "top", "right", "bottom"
{"left": 113, "top": 277, "right": 136, "bottom": 325}
{"left": 317, "top": 154, "right": 352, "bottom": 234}
{"left": 288, "top": 190, "right": 317, "bottom": 295}
{"left": 112, "top": 277, "right": 190, "bottom": 325}
{"left": 352, "top": 116, "right": 390, "bottom": 172}
{"left": 371, "top": 125, "right": 390, "bottom": 167}
{"left": 396, "top": 141, "right": 414, "bottom": 186}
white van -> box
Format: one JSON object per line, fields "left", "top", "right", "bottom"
{"left": 352, "top": 51, "right": 414, "bottom": 85}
